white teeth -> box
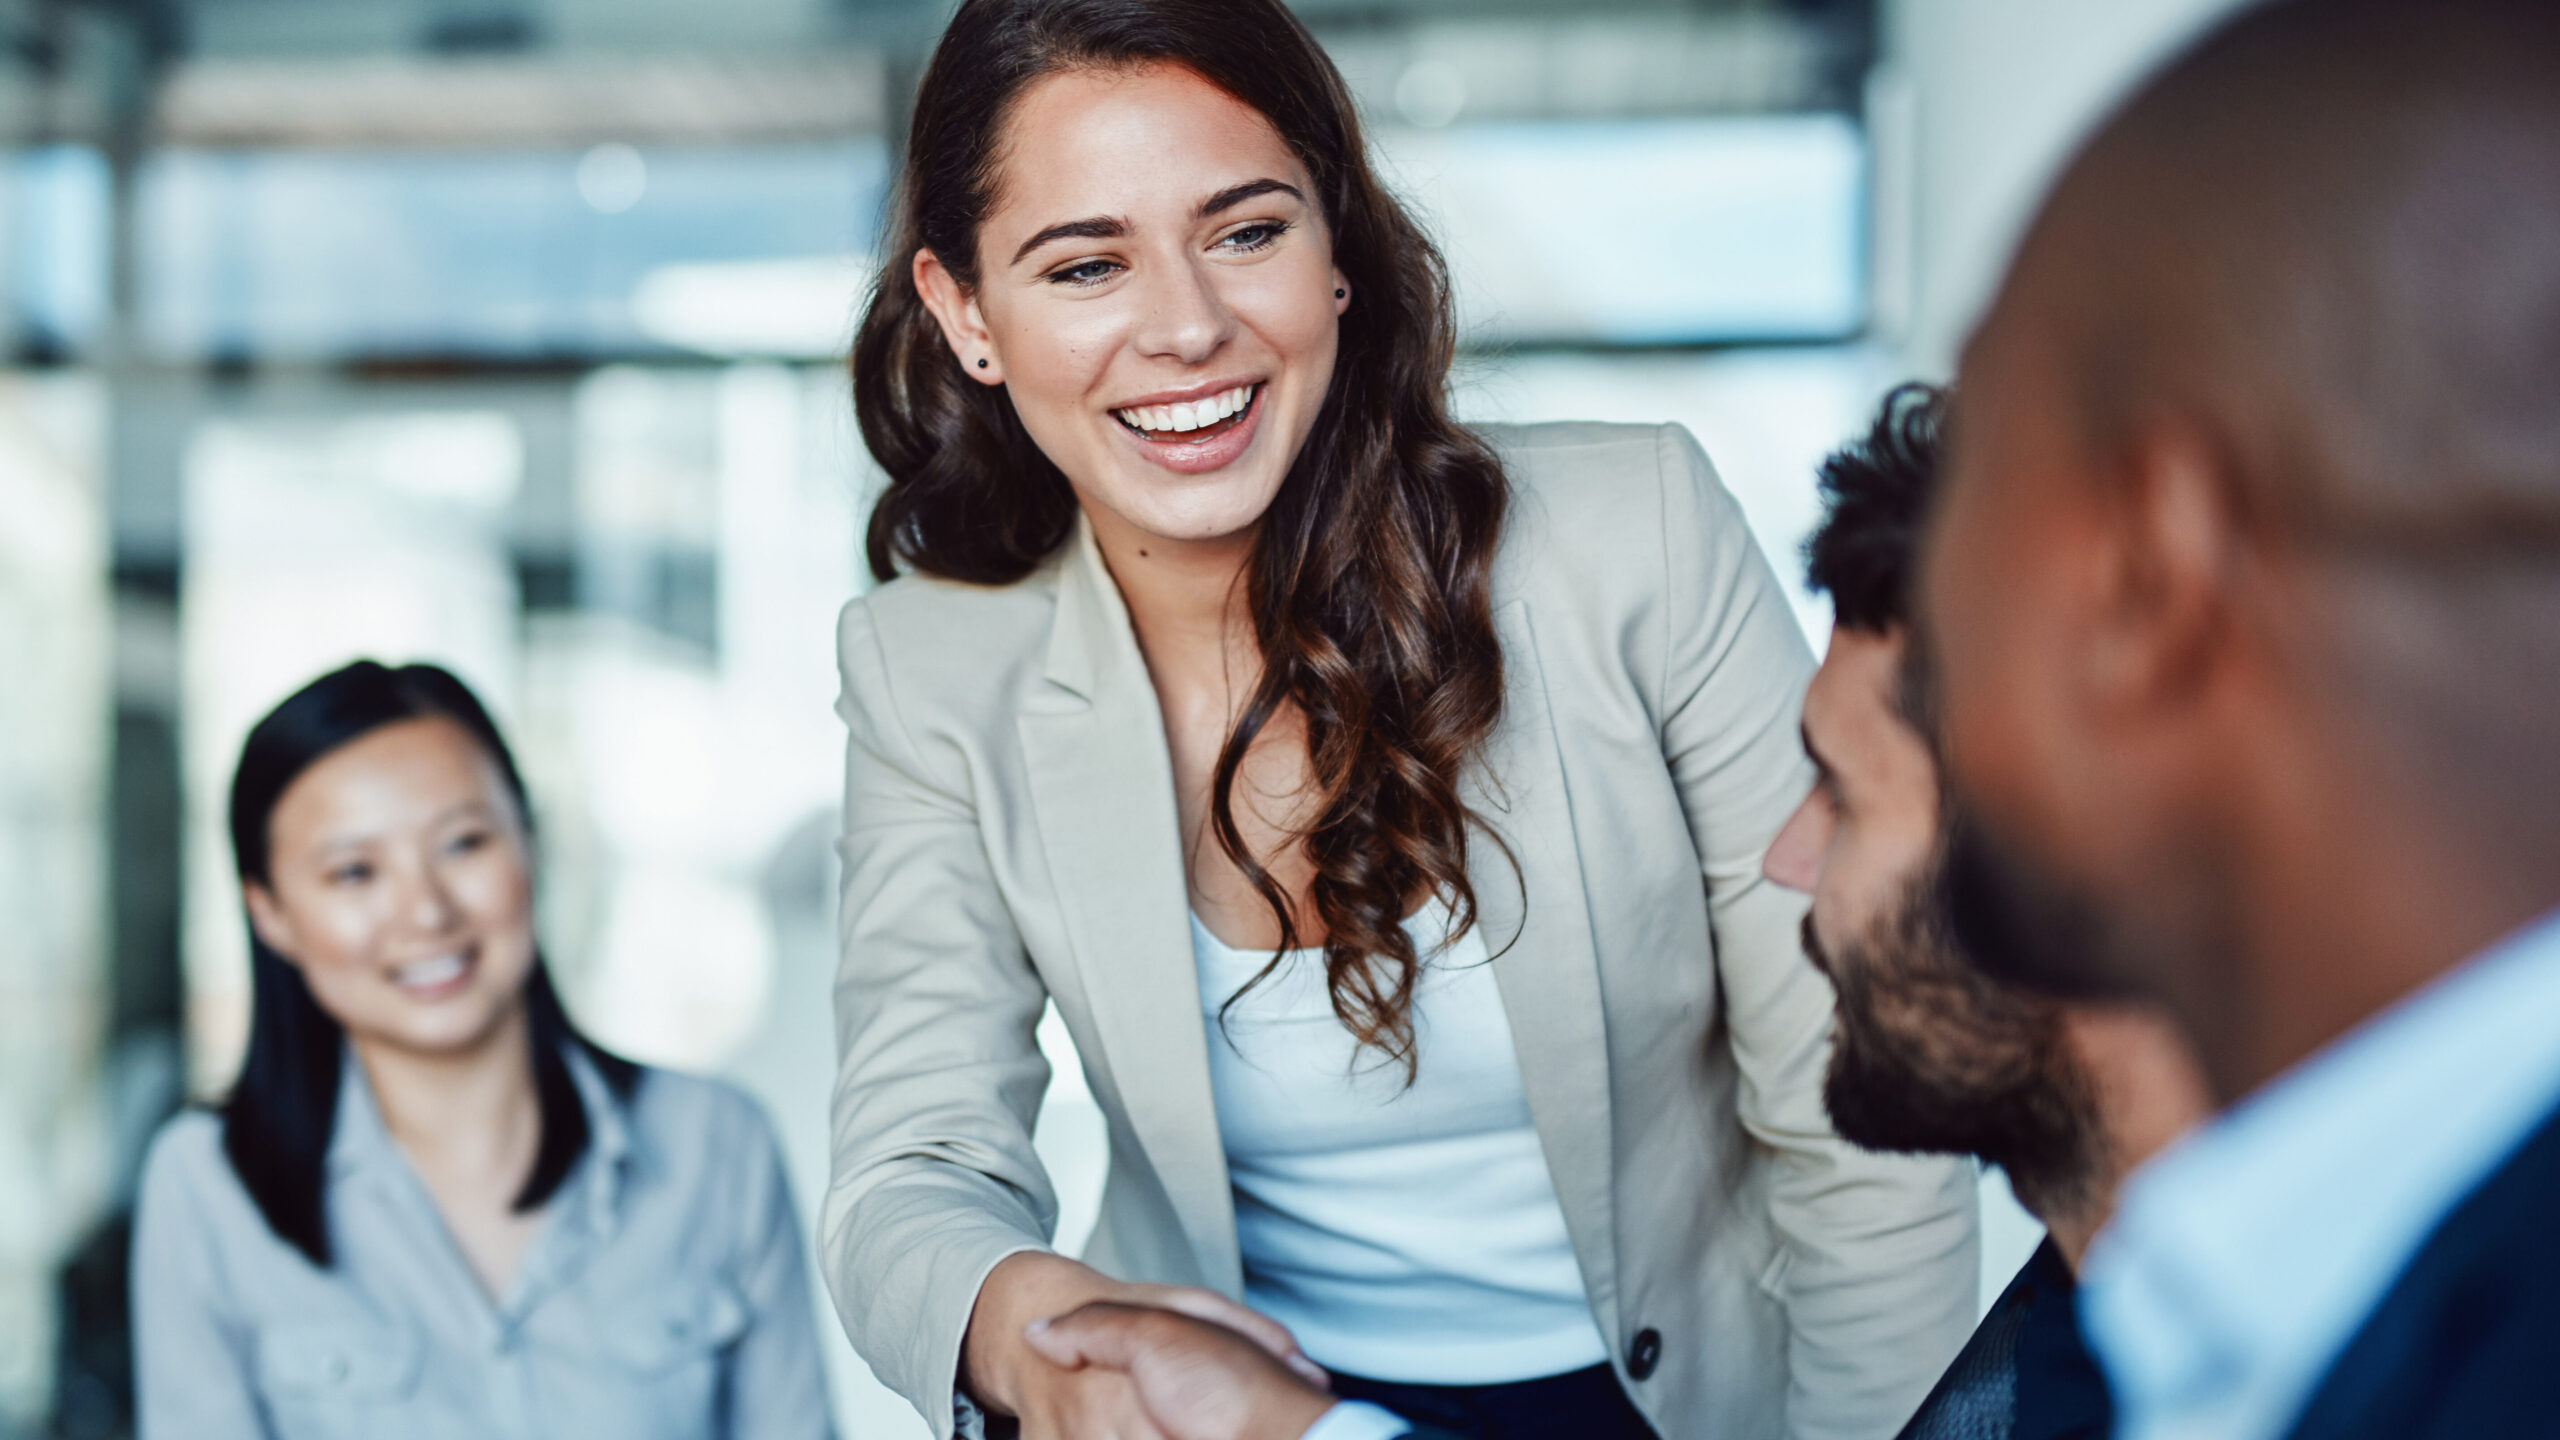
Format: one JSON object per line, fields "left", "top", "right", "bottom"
{"left": 393, "top": 953, "right": 468, "bottom": 989}
{"left": 1116, "top": 385, "right": 1256, "bottom": 435}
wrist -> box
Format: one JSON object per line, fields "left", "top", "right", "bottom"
{"left": 963, "top": 1251, "right": 1116, "bottom": 1411}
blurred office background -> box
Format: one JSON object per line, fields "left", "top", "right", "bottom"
{"left": 0, "top": 0, "right": 2245, "bottom": 1434}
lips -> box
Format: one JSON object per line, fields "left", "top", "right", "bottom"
{"left": 388, "top": 945, "right": 478, "bottom": 998}
{"left": 1113, "top": 383, "right": 1257, "bottom": 436}
{"left": 1109, "top": 382, "right": 1266, "bottom": 476}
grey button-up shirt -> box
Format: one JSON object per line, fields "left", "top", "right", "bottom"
{"left": 132, "top": 1048, "right": 835, "bottom": 1440}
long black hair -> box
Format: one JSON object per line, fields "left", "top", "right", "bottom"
{"left": 221, "top": 660, "right": 638, "bottom": 1267}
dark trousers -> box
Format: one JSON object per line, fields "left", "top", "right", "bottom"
{"left": 1328, "top": 1362, "right": 1660, "bottom": 1440}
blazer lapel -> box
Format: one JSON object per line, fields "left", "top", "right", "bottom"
{"left": 1016, "top": 518, "right": 1240, "bottom": 1290}
{"left": 1468, "top": 599, "right": 1624, "bottom": 1325}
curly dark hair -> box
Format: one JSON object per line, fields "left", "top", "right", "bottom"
{"left": 851, "top": 0, "right": 1511, "bottom": 1071}
{"left": 1806, "top": 381, "right": 1948, "bottom": 633}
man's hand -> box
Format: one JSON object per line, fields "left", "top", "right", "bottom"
{"left": 1024, "top": 1302, "right": 1338, "bottom": 1440}
{"left": 964, "top": 1253, "right": 1324, "bottom": 1439}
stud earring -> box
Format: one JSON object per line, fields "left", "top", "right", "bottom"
{"left": 1335, "top": 288, "right": 1347, "bottom": 299}
{"left": 977, "top": 358, "right": 989, "bottom": 369}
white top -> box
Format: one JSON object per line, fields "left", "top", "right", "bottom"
{"left": 1192, "top": 897, "right": 1610, "bottom": 1384}
{"left": 2082, "top": 906, "right": 2560, "bottom": 1440}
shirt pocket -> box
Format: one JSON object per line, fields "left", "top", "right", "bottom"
{"left": 561, "top": 1278, "right": 752, "bottom": 1440}
{"left": 599, "top": 1281, "right": 750, "bottom": 1371}
{"left": 255, "top": 1318, "right": 425, "bottom": 1440}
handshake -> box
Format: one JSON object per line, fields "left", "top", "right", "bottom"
{"left": 1021, "top": 1301, "right": 1351, "bottom": 1440}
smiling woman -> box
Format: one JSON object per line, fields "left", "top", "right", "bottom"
{"left": 128, "top": 661, "right": 836, "bottom": 1440}
{"left": 826, "top": 4, "right": 1982, "bottom": 1440}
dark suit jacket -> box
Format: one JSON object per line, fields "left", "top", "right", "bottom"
{"left": 2283, "top": 1098, "right": 2560, "bottom": 1438}
{"left": 1895, "top": 1238, "right": 2108, "bottom": 1440}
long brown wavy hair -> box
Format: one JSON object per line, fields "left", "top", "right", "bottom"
{"left": 853, "top": 0, "right": 1510, "bottom": 1071}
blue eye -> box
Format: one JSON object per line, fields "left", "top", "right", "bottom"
{"left": 1046, "top": 258, "right": 1122, "bottom": 287}
{"left": 1219, "top": 221, "right": 1289, "bottom": 253}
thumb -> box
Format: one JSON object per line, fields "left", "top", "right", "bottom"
{"left": 1022, "top": 1302, "right": 1149, "bottom": 1373}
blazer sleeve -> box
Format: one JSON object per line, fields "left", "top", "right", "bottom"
{"left": 819, "top": 595, "right": 1058, "bottom": 1440}
{"left": 1648, "top": 424, "right": 1980, "bottom": 1440}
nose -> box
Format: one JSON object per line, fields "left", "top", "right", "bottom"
{"left": 404, "top": 858, "right": 464, "bottom": 934}
{"left": 1130, "top": 252, "right": 1235, "bottom": 366}
{"left": 1762, "top": 790, "right": 1833, "bottom": 894}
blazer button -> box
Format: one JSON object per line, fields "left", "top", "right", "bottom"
{"left": 1626, "top": 1328, "right": 1663, "bottom": 1381}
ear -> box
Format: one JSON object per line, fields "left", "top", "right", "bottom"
{"left": 1331, "top": 266, "right": 1350, "bottom": 316}
{"left": 2087, "top": 417, "right": 2244, "bottom": 716}
{"left": 913, "top": 247, "right": 1005, "bottom": 387}
{"left": 244, "top": 880, "right": 301, "bottom": 966}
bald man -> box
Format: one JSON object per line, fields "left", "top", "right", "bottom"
{"left": 1920, "top": 1, "right": 2560, "bottom": 1438}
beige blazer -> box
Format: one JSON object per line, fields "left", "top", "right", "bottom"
{"left": 821, "top": 422, "right": 1979, "bottom": 1440}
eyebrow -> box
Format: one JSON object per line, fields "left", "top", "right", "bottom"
{"left": 1011, "top": 216, "right": 1129, "bottom": 267}
{"left": 1198, "top": 177, "right": 1303, "bottom": 218}
{"left": 1006, "top": 178, "right": 1306, "bottom": 268}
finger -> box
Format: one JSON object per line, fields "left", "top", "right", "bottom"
{"left": 1146, "top": 1291, "right": 1331, "bottom": 1389}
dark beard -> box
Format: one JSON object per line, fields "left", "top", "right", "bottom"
{"left": 1942, "top": 806, "right": 2146, "bottom": 1001}
{"left": 1814, "top": 866, "right": 2103, "bottom": 1219}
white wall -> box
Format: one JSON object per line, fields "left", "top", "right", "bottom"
{"left": 1885, "top": 0, "right": 2257, "bottom": 376}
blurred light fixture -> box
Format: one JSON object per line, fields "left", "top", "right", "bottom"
{"left": 155, "top": 55, "right": 889, "bottom": 149}
{"left": 136, "top": 141, "right": 888, "bottom": 361}
{"left": 575, "top": 142, "right": 647, "bottom": 215}
{"left": 628, "top": 255, "right": 872, "bottom": 359}
{"left": 1395, "top": 60, "right": 1468, "bottom": 128}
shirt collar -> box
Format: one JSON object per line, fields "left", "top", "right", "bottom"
{"left": 324, "top": 1038, "right": 639, "bottom": 1235}
{"left": 2080, "top": 906, "right": 2560, "bottom": 1440}
{"left": 327, "top": 1044, "right": 394, "bottom": 1178}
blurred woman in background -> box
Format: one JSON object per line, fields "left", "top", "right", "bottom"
{"left": 130, "top": 660, "right": 832, "bottom": 1440}
{"left": 824, "top": 2, "right": 1978, "bottom": 1438}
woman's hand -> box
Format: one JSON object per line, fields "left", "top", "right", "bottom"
{"left": 964, "top": 1253, "right": 1326, "bottom": 1439}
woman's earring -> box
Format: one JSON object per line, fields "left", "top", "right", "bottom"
{"left": 1335, "top": 289, "right": 1347, "bottom": 299}
{"left": 977, "top": 358, "right": 989, "bottom": 369}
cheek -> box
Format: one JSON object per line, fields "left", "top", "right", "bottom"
{"left": 450, "top": 852, "right": 536, "bottom": 945}
{"left": 1226, "top": 262, "right": 1339, "bottom": 373}
{"left": 990, "top": 297, "right": 1120, "bottom": 417}
{"left": 281, "top": 889, "right": 390, "bottom": 975}
{"left": 1820, "top": 823, "right": 1922, "bottom": 943}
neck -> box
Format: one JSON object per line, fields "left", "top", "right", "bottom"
{"left": 2038, "top": 1006, "right": 2214, "bottom": 1272}
{"left": 2005, "top": 1149, "right": 2112, "bottom": 1273}
{"left": 352, "top": 1000, "right": 542, "bottom": 1184}
{"left": 1084, "top": 502, "right": 1260, "bottom": 681}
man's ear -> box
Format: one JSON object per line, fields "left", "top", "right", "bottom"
{"left": 2087, "top": 417, "right": 2244, "bottom": 717}
{"left": 244, "top": 881, "right": 300, "bottom": 965}
{"left": 912, "top": 248, "right": 1005, "bottom": 387}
